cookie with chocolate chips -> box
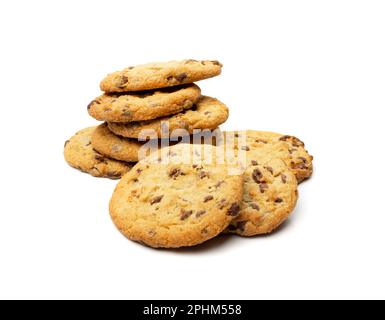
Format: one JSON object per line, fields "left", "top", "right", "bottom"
{"left": 222, "top": 130, "right": 313, "bottom": 183}
{"left": 64, "top": 127, "right": 132, "bottom": 179}
{"left": 100, "top": 59, "right": 222, "bottom": 92}
{"left": 88, "top": 84, "right": 201, "bottom": 123}
{"left": 226, "top": 157, "right": 298, "bottom": 236}
{"left": 108, "top": 96, "right": 229, "bottom": 139}
{"left": 109, "top": 144, "right": 243, "bottom": 248}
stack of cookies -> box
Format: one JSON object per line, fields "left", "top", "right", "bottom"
{"left": 64, "top": 59, "right": 228, "bottom": 179}
{"left": 64, "top": 59, "right": 314, "bottom": 249}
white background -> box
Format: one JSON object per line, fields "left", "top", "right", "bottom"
{"left": 0, "top": 0, "right": 384, "bottom": 300}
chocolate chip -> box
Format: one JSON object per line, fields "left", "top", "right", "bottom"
{"left": 241, "top": 146, "right": 250, "bottom": 151}
{"left": 185, "top": 59, "right": 198, "bottom": 64}
{"left": 255, "top": 139, "right": 267, "bottom": 144}
{"left": 281, "top": 174, "right": 287, "bottom": 183}
{"left": 279, "top": 135, "right": 291, "bottom": 142}
{"left": 275, "top": 198, "right": 283, "bottom": 203}
{"left": 128, "top": 66, "right": 134, "bottom": 70}
{"left": 106, "top": 171, "right": 121, "bottom": 178}
{"left": 204, "top": 195, "right": 214, "bottom": 203}
{"left": 215, "top": 180, "right": 224, "bottom": 188}
{"left": 64, "top": 140, "right": 70, "bottom": 147}
{"left": 291, "top": 162, "right": 308, "bottom": 170}
{"left": 227, "top": 203, "right": 240, "bottom": 216}
{"left": 236, "top": 221, "right": 247, "bottom": 232}
{"left": 199, "top": 171, "right": 208, "bottom": 179}
{"left": 211, "top": 60, "right": 222, "bottom": 66}
{"left": 119, "top": 75, "right": 128, "bottom": 87}
{"left": 259, "top": 183, "right": 268, "bottom": 193}
{"left": 218, "top": 198, "right": 227, "bottom": 209}
{"left": 234, "top": 133, "right": 239, "bottom": 138}
{"left": 251, "top": 160, "right": 258, "bottom": 166}
{"left": 298, "top": 157, "right": 307, "bottom": 163}
{"left": 252, "top": 168, "right": 263, "bottom": 183}
{"left": 196, "top": 210, "right": 206, "bottom": 217}
{"left": 169, "top": 167, "right": 185, "bottom": 179}
{"left": 265, "top": 166, "right": 274, "bottom": 175}
{"left": 279, "top": 135, "right": 304, "bottom": 147}
{"left": 136, "top": 168, "right": 143, "bottom": 174}
{"left": 150, "top": 195, "right": 163, "bottom": 205}
{"left": 180, "top": 209, "right": 193, "bottom": 220}
{"left": 250, "top": 203, "right": 260, "bottom": 210}
{"left": 192, "top": 164, "right": 198, "bottom": 168}
{"left": 175, "top": 72, "right": 187, "bottom": 82}
{"left": 94, "top": 154, "right": 106, "bottom": 162}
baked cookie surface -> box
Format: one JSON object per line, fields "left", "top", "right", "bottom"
{"left": 223, "top": 130, "right": 313, "bottom": 183}
{"left": 88, "top": 84, "right": 201, "bottom": 122}
{"left": 226, "top": 156, "right": 298, "bottom": 236}
{"left": 100, "top": 59, "right": 222, "bottom": 92}
{"left": 109, "top": 144, "right": 243, "bottom": 248}
{"left": 64, "top": 127, "right": 132, "bottom": 179}
{"left": 108, "top": 96, "right": 229, "bottom": 139}
{"left": 91, "top": 123, "right": 143, "bottom": 162}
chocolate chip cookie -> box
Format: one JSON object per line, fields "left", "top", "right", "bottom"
{"left": 100, "top": 59, "right": 222, "bottom": 92}
{"left": 108, "top": 96, "right": 229, "bottom": 139}
{"left": 109, "top": 144, "right": 243, "bottom": 248}
{"left": 64, "top": 127, "right": 132, "bottom": 179}
{"left": 88, "top": 84, "right": 201, "bottom": 122}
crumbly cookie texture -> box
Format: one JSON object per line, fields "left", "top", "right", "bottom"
{"left": 108, "top": 96, "right": 229, "bottom": 139}
{"left": 109, "top": 144, "right": 243, "bottom": 248}
{"left": 64, "top": 127, "right": 132, "bottom": 179}
{"left": 91, "top": 123, "right": 143, "bottom": 162}
{"left": 222, "top": 130, "right": 313, "bottom": 183}
{"left": 88, "top": 84, "right": 201, "bottom": 122}
{"left": 100, "top": 59, "right": 222, "bottom": 92}
{"left": 226, "top": 156, "right": 298, "bottom": 236}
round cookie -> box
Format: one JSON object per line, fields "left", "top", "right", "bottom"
{"left": 88, "top": 84, "right": 201, "bottom": 123}
{"left": 100, "top": 59, "right": 222, "bottom": 92}
{"left": 108, "top": 96, "right": 229, "bottom": 139}
{"left": 91, "top": 123, "right": 143, "bottom": 162}
{"left": 222, "top": 130, "right": 313, "bottom": 183}
{"left": 109, "top": 144, "right": 243, "bottom": 248}
{"left": 64, "top": 127, "right": 132, "bottom": 179}
{"left": 226, "top": 157, "right": 298, "bottom": 236}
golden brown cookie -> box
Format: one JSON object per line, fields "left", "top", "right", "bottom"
{"left": 64, "top": 127, "right": 132, "bottom": 179}
{"left": 100, "top": 59, "right": 222, "bottom": 92}
{"left": 109, "top": 144, "right": 243, "bottom": 248}
{"left": 88, "top": 84, "right": 201, "bottom": 122}
{"left": 108, "top": 96, "right": 229, "bottom": 139}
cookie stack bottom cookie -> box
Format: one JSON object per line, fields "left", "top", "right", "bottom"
{"left": 64, "top": 127, "right": 133, "bottom": 179}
